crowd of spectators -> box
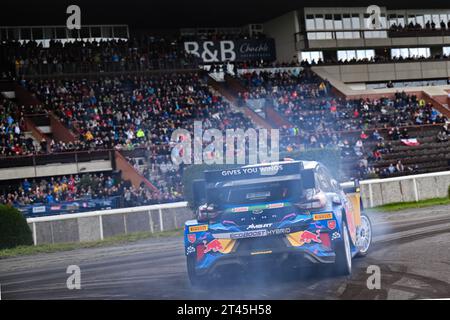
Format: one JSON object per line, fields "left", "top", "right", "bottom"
{"left": 389, "top": 20, "right": 450, "bottom": 32}
{"left": 20, "top": 71, "right": 254, "bottom": 204}
{"left": 0, "top": 96, "right": 37, "bottom": 156}
{"left": 237, "top": 69, "right": 449, "bottom": 180}
{"left": 0, "top": 172, "right": 182, "bottom": 208}
{"left": 1, "top": 37, "right": 200, "bottom": 76}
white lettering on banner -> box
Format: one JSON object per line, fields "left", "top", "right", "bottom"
{"left": 184, "top": 42, "right": 200, "bottom": 57}
{"left": 183, "top": 39, "right": 275, "bottom": 63}
{"left": 202, "top": 41, "right": 219, "bottom": 63}
{"left": 239, "top": 42, "right": 269, "bottom": 54}
{"left": 220, "top": 41, "right": 236, "bottom": 62}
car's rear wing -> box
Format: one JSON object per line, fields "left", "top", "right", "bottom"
{"left": 204, "top": 161, "right": 305, "bottom": 185}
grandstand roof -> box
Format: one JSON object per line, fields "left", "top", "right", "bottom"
{"left": 1, "top": 0, "right": 448, "bottom": 29}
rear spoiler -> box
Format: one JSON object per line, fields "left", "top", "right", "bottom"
{"left": 340, "top": 180, "right": 360, "bottom": 193}
{"left": 204, "top": 161, "right": 304, "bottom": 184}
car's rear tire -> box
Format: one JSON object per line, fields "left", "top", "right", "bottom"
{"left": 355, "top": 213, "right": 372, "bottom": 257}
{"left": 334, "top": 221, "right": 352, "bottom": 276}
{"left": 187, "top": 255, "right": 204, "bottom": 287}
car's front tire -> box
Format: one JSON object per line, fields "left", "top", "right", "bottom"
{"left": 334, "top": 221, "right": 352, "bottom": 276}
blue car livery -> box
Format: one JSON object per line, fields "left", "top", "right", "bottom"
{"left": 184, "top": 160, "right": 372, "bottom": 285}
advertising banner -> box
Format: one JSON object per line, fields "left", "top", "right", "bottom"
{"left": 184, "top": 39, "right": 276, "bottom": 63}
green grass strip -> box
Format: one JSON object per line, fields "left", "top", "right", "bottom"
{"left": 370, "top": 197, "right": 450, "bottom": 212}
{"left": 0, "top": 229, "right": 182, "bottom": 259}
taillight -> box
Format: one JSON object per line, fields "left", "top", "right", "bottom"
{"left": 197, "top": 203, "right": 221, "bottom": 221}
{"left": 296, "top": 190, "right": 327, "bottom": 210}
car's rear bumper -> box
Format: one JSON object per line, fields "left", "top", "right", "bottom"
{"left": 195, "top": 246, "right": 336, "bottom": 276}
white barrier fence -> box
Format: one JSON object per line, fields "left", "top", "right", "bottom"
{"left": 360, "top": 170, "right": 450, "bottom": 208}
{"left": 26, "top": 171, "right": 450, "bottom": 245}
{"left": 27, "top": 202, "right": 190, "bottom": 246}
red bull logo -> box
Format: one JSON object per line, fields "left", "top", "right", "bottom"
{"left": 203, "top": 239, "right": 224, "bottom": 253}
{"left": 299, "top": 230, "right": 321, "bottom": 244}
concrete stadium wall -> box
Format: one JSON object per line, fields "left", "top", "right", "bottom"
{"left": 263, "top": 11, "right": 300, "bottom": 64}
{"left": 27, "top": 202, "right": 191, "bottom": 245}
{"left": 360, "top": 171, "right": 450, "bottom": 208}
{"left": 313, "top": 61, "right": 450, "bottom": 84}
{"left": 0, "top": 160, "right": 112, "bottom": 181}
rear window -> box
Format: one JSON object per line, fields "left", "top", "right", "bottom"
{"left": 207, "top": 180, "right": 302, "bottom": 206}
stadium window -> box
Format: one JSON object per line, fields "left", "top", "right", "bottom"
{"left": 443, "top": 47, "right": 450, "bottom": 56}
{"left": 417, "top": 47, "right": 430, "bottom": 57}
{"left": 440, "top": 14, "right": 448, "bottom": 25}
{"left": 343, "top": 14, "right": 352, "bottom": 29}
{"left": 315, "top": 15, "right": 325, "bottom": 30}
{"left": 325, "top": 14, "right": 333, "bottom": 30}
{"left": 432, "top": 14, "right": 440, "bottom": 27}
{"left": 351, "top": 14, "right": 361, "bottom": 29}
{"left": 338, "top": 49, "right": 374, "bottom": 61}
{"left": 315, "top": 32, "right": 332, "bottom": 40}
{"left": 391, "top": 47, "right": 430, "bottom": 58}
{"left": 357, "top": 49, "right": 375, "bottom": 60}
{"left": 391, "top": 48, "right": 400, "bottom": 58}
{"left": 379, "top": 14, "right": 386, "bottom": 28}
{"left": 416, "top": 15, "right": 425, "bottom": 27}
{"left": 334, "top": 14, "right": 343, "bottom": 29}
{"left": 307, "top": 32, "right": 317, "bottom": 40}
{"left": 388, "top": 14, "right": 397, "bottom": 27}
{"left": 301, "top": 51, "right": 323, "bottom": 63}
{"left": 400, "top": 48, "right": 409, "bottom": 57}
{"left": 306, "top": 15, "right": 315, "bottom": 30}
{"left": 424, "top": 14, "right": 432, "bottom": 25}
{"left": 397, "top": 15, "right": 405, "bottom": 27}
{"left": 409, "top": 48, "right": 419, "bottom": 57}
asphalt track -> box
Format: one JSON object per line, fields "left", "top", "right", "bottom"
{"left": 1, "top": 205, "right": 450, "bottom": 300}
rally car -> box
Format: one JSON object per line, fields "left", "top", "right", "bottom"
{"left": 184, "top": 160, "right": 372, "bottom": 285}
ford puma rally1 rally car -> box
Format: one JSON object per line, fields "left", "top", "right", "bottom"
{"left": 184, "top": 160, "right": 372, "bottom": 285}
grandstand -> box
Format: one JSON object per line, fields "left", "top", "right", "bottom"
{"left": 1, "top": 4, "right": 450, "bottom": 217}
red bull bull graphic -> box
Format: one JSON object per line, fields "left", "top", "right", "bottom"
{"left": 203, "top": 239, "right": 224, "bottom": 253}
{"left": 299, "top": 230, "right": 322, "bottom": 244}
